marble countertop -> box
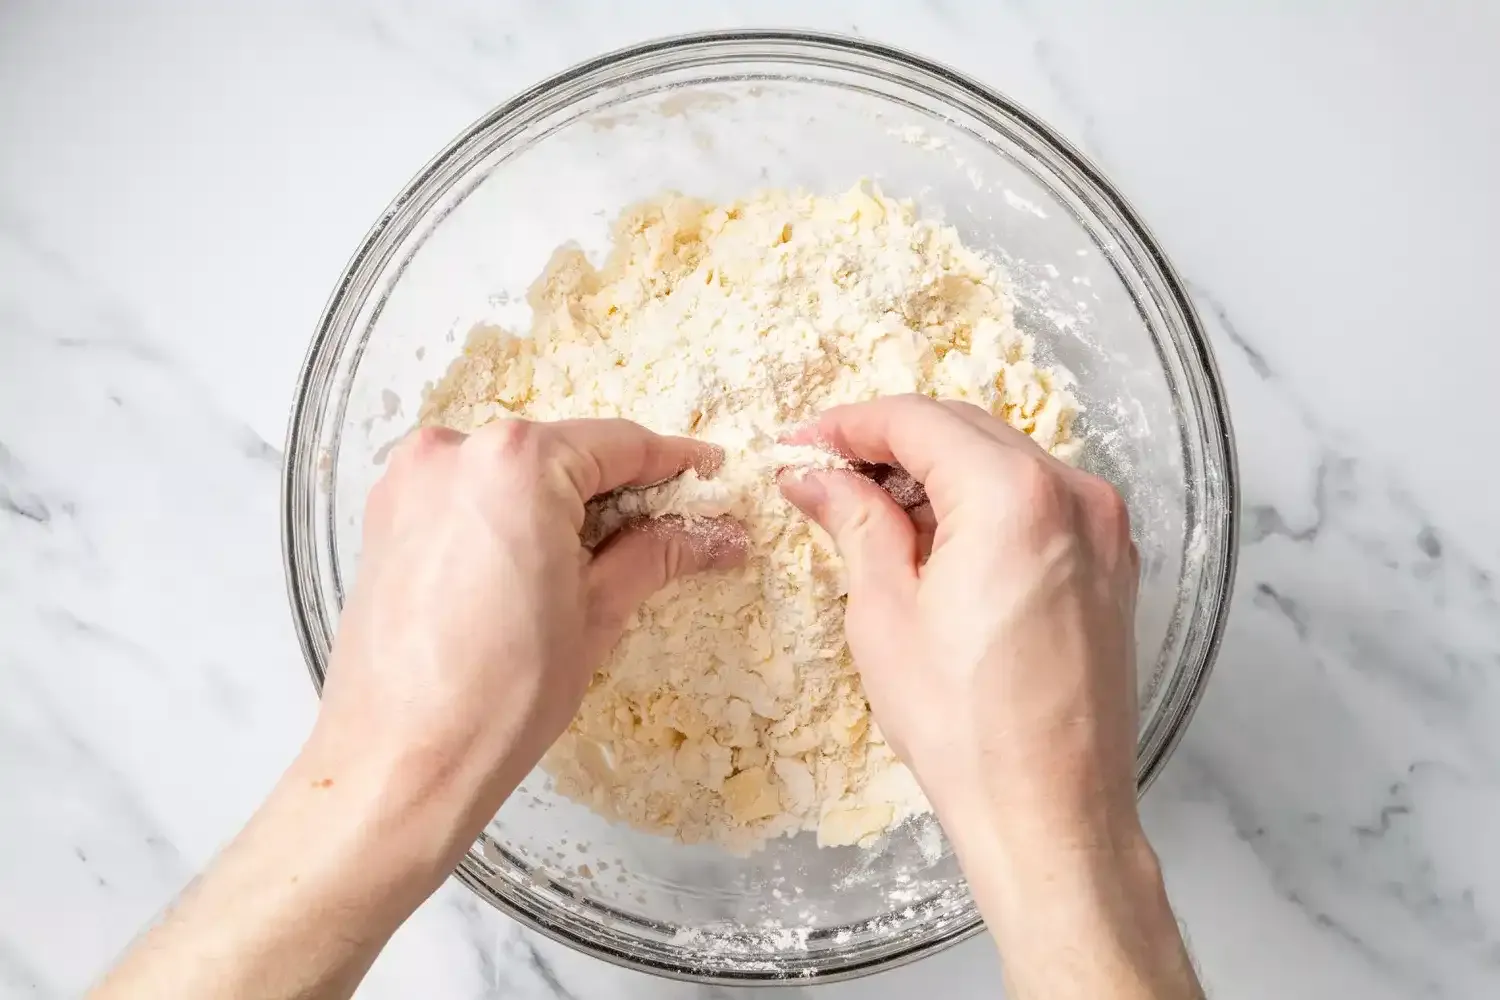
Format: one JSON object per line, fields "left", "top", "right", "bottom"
{"left": 4, "top": 2, "right": 1498, "bottom": 997}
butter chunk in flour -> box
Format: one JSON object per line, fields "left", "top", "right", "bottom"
{"left": 420, "top": 181, "right": 1081, "bottom": 852}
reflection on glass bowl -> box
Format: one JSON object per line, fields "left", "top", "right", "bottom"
{"left": 281, "top": 30, "right": 1237, "bottom": 986}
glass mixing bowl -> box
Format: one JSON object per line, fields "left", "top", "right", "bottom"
{"left": 282, "top": 30, "right": 1237, "bottom": 985}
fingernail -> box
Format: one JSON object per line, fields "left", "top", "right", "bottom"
{"left": 777, "top": 467, "right": 828, "bottom": 513}
{"left": 692, "top": 443, "right": 726, "bottom": 476}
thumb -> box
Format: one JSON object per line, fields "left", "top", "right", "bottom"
{"left": 584, "top": 516, "right": 747, "bottom": 650}
{"left": 778, "top": 469, "right": 919, "bottom": 607}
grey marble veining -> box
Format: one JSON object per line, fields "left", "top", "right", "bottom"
{"left": 3, "top": 2, "right": 1498, "bottom": 997}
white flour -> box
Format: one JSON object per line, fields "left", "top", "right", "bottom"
{"left": 421, "top": 181, "right": 1080, "bottom": 851}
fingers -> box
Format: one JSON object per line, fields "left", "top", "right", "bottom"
{"left": 551, "top": 418, "right": 724, "bottom": 496}
{"left": 935, "top": 399, "right": 1031, "bottom": 445}
{"left": 584, "top": 516, "right": 748, "bottom": 642}
{"left": 471, "top": 417, "right": 722, "bottom": 500}
{"left": 387, "top": 424, "right": 466, "bottom": 470}
{"left": 778, "top": 468, "right": 920, "bottom": 613}
{"left": 937, "top": 400, "right": 1086, "bottom": 484}
{"left": 784, "top": 395, "right": 1029, "bottom": 519}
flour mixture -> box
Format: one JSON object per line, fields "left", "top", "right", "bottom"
{"left": 420, "top": 182, "right": 1080, "bottom": 851}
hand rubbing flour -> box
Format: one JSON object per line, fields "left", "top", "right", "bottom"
{"left": 420, "top": 181, "right": 1080, "bottom": 852}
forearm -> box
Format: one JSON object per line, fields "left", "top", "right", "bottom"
{"left": 90, "top": 740, "right": 482, "bottom": 1000}
{"left": 955, "top": 816, "right": 1203, "bottom": 1000}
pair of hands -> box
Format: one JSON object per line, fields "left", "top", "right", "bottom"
{"left": 316, "top": 395, "right": 1142, "bottom": 876}
{"left": 313, "top": 418, "right": 744, "bottom": 849}
{"left": 94, "top": 394, "right": 1200, "bottom": 1000}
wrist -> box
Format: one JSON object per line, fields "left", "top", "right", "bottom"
{"left": 89, "top": 736, "right": 473, "bottom": 1000}
{"left": 929, "top": 767, "right": 1152, "bottom": 920}
{"left": 925, "top": 754, "right": 1142, "bottom": 857}
{"left": 278, "top": 730, "right": 490, "bottom": 900}
{"left": 951, "top": 807, "right": 1199, "bottom": 998}
{"left": 949, "top": 797, "right": 1153, "bottom": 895}
{"left": 980, "top": 815, "right": 1160, "bottom": 912}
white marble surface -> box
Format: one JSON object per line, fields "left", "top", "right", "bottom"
{"left": 3, "top": 1, "right": 1499, "bottom": 997}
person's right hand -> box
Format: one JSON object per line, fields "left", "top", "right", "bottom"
{"left": 777, "top": 394, "right": 1142, "bottom": 859}
{"left": 777, "top": 396, "right": 1211, "bottom": 1000}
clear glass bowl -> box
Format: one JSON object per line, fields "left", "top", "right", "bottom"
{"left": 282, "top": 30, "right": 1237, "bottom": 985}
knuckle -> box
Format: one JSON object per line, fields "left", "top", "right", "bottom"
{"left": 364, "top": 473, "right": 397, "bottom": 522}
{"left": 1013, "top": 458, "right": 1068, "bottom": 513}
{"left": 1092, "top": 476, "right": 1131, "bottom": 521}
{"left": 1000, "top": 459, "right": 1083, "bottom": 543}
{"left": 470, "top": 418, "right": 548, "bottom": 475}
{"left": 940, "top": 398, "right": 990, "bottom": 421}
{"left": 475, "top": 417, "right": 537, "bottom": 456}
{"left": 1073, "top": 475, "right": 1138, "bottom": 572}
{"left": 834, "top": 500, "right": 880, "bottom": 546}
{"left": 898, "top": 392, "right": 946, "bottom": 415}
{"left": 391, "top": 424, "right": 457, "bottom": 466}
{"left": 1087, "top": 477, "right": 1134, "bottom": 543}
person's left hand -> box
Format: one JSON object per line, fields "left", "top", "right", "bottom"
{"left": 307, "top": 418, "right": 746, "bottom": 851}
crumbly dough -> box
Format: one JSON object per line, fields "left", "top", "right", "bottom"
{"left": 421, "top": 182, "right": 1080, "bottom": 851}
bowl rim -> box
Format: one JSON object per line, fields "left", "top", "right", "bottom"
{"left": 282, "top": 27, "right": 1239, "bottom": 986}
